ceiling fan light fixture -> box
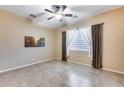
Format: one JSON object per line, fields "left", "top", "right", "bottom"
{"left": 55, "top": 14, "right": 62, "bottom": 19}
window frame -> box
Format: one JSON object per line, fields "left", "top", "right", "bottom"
{"left": 68, "top": 28, "right": 90, "bottom": 52}
{"left": 69, "top": 47, "right": 89, "bottom": 52}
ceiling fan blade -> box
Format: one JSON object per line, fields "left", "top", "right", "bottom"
{"left": 30, "top": 13, "right": 46, "bottom": 18}
{"left": 44, "top": 9, "right": 54, "bottom": 14}
{"left": 62, "top": 5, "right": 67, "bottom": 12}
{"left": 63, "top": 14, "right": 73, "bottom": 17}
{"left": 30, "top": 14, "right": 37, "bottom": 18}
{"left": 36, "top": 12, "right": 46, "bottom": 16}
{"left": 52, "top": 5, "right": 60, "bottom": 13}
{"left": 47, "top": 16, "right": 55, "bottom": 20}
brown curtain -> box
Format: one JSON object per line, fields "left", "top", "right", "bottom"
{"left": 91, "top": 23, "right": 103, "bottom": 69}
{"left": 62, "top": 31, "right": 67, "bottom": 61}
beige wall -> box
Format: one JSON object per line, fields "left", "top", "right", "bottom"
{"left": 0, "top": 7, "right": 124, "bottom": 73}
{"left": 0, "top": 9, "right": 56, "bottom": 71}
{"left": 56, "top": 7, "right": 124, "bottom": 72}
{"left": 68, "top": 51, "right": 91, "bottom": 65}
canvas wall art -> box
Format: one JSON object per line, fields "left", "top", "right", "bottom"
{"left": 25, "top": 36, "right": 45, "bottom": 47}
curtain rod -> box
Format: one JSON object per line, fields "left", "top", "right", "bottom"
{"left": 92, "top": 23, "right": 104, "bottom": 26}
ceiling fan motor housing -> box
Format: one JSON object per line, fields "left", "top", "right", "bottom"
{"left": 52, "top": 5, "right": 67, "bottom": 12}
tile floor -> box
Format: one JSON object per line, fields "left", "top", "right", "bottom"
{"left": 0, "top": 60, "right": 123, "bottom": 87}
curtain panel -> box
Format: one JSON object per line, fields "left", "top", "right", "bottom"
{"left": 91, "top": 23, "right": 104, "bottom": 69}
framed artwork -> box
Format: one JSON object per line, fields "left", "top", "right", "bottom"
{"left": 25, "top": 36, "right": 45, "bottom": 47}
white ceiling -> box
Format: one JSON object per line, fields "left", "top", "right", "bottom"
{"left": 0, "top": 5, "right": 123, "bottom": 29}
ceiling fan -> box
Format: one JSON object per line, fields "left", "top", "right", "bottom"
{"left": 30, "top": 5, "right": 78, "bottom": 22}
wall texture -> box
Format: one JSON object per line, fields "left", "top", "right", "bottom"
{"left": 56, "top": 7, "right": 124, "bottom": 72}
{"left": 0, "top": 9, "right": 56, "bottom": 71}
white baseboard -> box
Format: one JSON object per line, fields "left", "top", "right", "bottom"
{"left": 68, "top": 60, "right": 91, "bottom": 67}
{"left": 1, "top": 57, "right": 123, "bottom": 75}
{"left": 0, "top": 58, "right": 55, "bottom": 74}
{"left": 102, "top": 68, "right": 124, "bottom": 75}
{"left": 54, "top": 57, "right": 61, "bottom": 61}
{"left": 67, "top": 59, "right": 124, "bottom": 75}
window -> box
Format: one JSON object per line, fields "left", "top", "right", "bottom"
{"left": 68, "top": 28, "right": 91, "bottom": 52}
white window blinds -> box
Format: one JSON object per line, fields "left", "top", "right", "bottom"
{"left": 69, "top": 29, "right": 90, "bottom": 52}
